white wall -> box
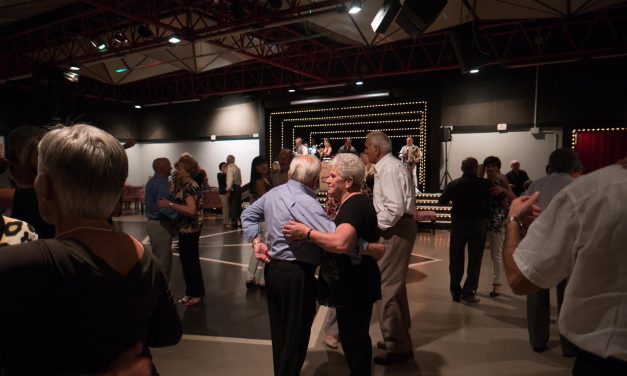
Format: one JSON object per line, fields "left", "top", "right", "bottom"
{"left": 125, "top": 139, "right": 260, "bottom": 187}
{"left": 439, "top": 129, "right": 562, "bottom": 188}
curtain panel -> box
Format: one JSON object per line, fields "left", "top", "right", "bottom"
{"left": 573, "top": 129, "right": 627, "bottom": 173}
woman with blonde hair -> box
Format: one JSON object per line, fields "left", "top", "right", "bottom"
{"left": 158, "top": 154, "right": 205, "bottom": 306}
{"left": 0, "top": 124, "right": 181, "bottom": 375}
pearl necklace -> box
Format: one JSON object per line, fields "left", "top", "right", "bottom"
{"left": 56, "top": 226, "right": 116, "bottom": 239}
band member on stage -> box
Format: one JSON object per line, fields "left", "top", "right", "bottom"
{"left": 399, "top": 137, "right": 421, "bottom": 193}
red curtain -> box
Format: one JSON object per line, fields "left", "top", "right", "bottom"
{"left": 574, "top": 130, "right": 627, "bottom": 173}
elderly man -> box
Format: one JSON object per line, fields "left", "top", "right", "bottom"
{"left": 145, "top": 158, "right": 178, "bottom": 279}
{"left": 399, "top": 136, "right": 422, "bottom": 192}
{"left": 523, "top": 148, "right": 580, "bottom": 355}
{"left": 337, "top": 137, "right": 357, "bottom": 155}
{"left": 438, "top": 157, "right": 491, "bottom": 303}
{"left": 241, "top": 155, "right": 334, "bottom": 376}
{"left": 503, "top": 159, "right": 627, "bottom": 375}
{"left": 293, "top": 138, "right": 307, "bottom": 155}
{"left": 225, "top": 154, "right": 242, "bottom": 228}
{"left": 363, "top": 131, "right": 416, "bottom": 365}
{"left": 270, "top": 148, "right": 294, "bottom": 187}
{"left": 506, "top": 160, "right": 530, "bottom": 196}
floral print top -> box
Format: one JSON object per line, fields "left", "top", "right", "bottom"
{"left": 174, "top": 180, "right": 203, "bottom": 233}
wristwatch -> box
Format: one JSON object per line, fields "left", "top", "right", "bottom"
{"left": 506, "top": 215, "right": 523, "bottom": 229}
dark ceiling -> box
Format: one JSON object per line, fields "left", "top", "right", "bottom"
{"left": 1, "top": 0, "right": 626, "bottom": 104}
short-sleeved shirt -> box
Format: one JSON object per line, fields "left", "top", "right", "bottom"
{"left": 173, "top": 180, "right": 203, "bottom": 233}
{"left": 0, "top": 215, "right": 37, "bottom": 247}
{"left": 0, "top": 238, "right": 182, "bottom": 374}
{"left": 319, "top": 194, "right": 381, "bottom": 307}
{"left": 513, "top": 164, "right": 627, "bottom": 361}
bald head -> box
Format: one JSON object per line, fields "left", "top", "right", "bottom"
{"left": 152, "top": 158, "right": 172, "bottom": 177}
{"left": 227, "top": 155, "right": 235, "bottom": 164}
{"left": 461, "top": 157, "right": 479, "bottom": 174}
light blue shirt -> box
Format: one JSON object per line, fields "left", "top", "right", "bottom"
{"left": 523, "top": 172, "right": 573, "bottom": 209}
{"left": 241, "top": 179, "right": 335, "bottom": 265}
{"left": 145, "top": 175, "right": 177, "bottom": 220}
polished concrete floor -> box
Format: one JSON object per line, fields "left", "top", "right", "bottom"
{"left": 114, "top": 211, "right": 574, "bottom": 376}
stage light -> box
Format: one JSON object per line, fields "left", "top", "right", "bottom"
{"left": 90, "top": 38, "right": 107, "bottom": 51}
{"left": 134, "top": 105, "right": 142, "bottom": 109}
{"left": 355, "top": 80, "right": 364, "bottom": 86}
{"left": 288, "top": 88, "right": 296, "bottom": 93}
{"left": 63, "top": 71, "right": 79, "bottom": 83}
{"left": 469, "top": 69, "right": 479, "bottom": 74}
{"left": 168, "top": 35, "right": 181, "bottom": 44}
{"left": 113, "top": 32, "right": 128, "bottom": 45}
{"left": 69, "top": 65, "right": 80, "bottom": 71}
{"left": 348, "top": 0, "right": 362, "bottom": 14}
{"left": 115, "top": 68, "right": 129, "bottom": 73}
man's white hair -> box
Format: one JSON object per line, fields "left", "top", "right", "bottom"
{"left": 366, "top": 131, "right": 392, "bottom": 154}
{"left": 329, "top": 153, "right": 364, "bottom": 191}
{"left": 38, "top": 124, "right": 128, "bottom": 219}
{"left": 288, "top": 155, "right": 320, "bottom": 186}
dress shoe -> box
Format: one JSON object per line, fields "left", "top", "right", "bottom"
{"left": 373, "top": 352, "right": 413, "bottom": 365}
{"left": 377, "top": 341, "right": 387, "bottom": 350}
{"left": 451, "top": 293, "right": 461, "bottom": 302}
{"left": 461, "top": 294, "right": 480, "bottom": 304}
{"left": 532, "top": 345, "right": 549, "bottom": 353}
{"left": 489, "top": 283, "right": 501, "bottom": 298}
{"left": 245, "top": 280, "right": 257, "bottom": 289}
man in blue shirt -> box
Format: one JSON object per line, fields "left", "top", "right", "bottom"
{"left": 145, "top": 158, "right": 178, "bottom": 280}
{"left": 242, "top": 155, "right": 334, "bottom": 376}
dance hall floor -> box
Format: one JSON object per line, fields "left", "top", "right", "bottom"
{"left": 114, "top": 212, "right": 573, "bottom": 376}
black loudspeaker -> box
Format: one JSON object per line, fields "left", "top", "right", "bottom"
{"left": 449, "top": 22, "right": 491, "bottom": 74}
{"left": 441, "top": 127, "right": 452, "bottom": 142}
{"left": 371, "top": 0, "right": 402, "bottom": 34}
{"left": 395, "top": 0, "right": 447, "bottom": 39}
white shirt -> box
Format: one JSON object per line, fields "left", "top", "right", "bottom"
{"left": 514, "top": 164, "right": 627, "bottom": 361}
{"left": 294, "top": 144, "right": 307, "bottom": 155}
{"left": 226, "top": 163, "right": 242, "bottom": 191}
{"left": 399, "top": 145, "right": 421, "bottom": 165}
{"left": 372, "top": 153, "right": 416, "bottom": 230}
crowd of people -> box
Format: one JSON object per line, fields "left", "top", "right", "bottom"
{"left": 0, "top": 123, "right": 624, "bottom": 376}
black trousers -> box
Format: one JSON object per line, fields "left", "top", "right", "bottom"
{"left": 573, "top": 350, "right": 627, "bottom": 376}
{"left": 265, "top": 260, "right": 317, "bottom": 376}
{"left": 527, "top": 279, "right": 578, "bottom": 355}
{"left": 178, "top": 231, "right": 205, "bottom": 297}
{"left": 449, "top": 219, "right": 488, "bottom": 297}
{"left": 336, "top": 303, "right": 374, "bottom": 376}
{"left": 229, "top": 185, "right": 242, "bottom": 225}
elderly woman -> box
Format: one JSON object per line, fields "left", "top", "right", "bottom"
{"left": 283, "top": 153, "right": 382, "bottom": 376}
{"left": 158, "top": 154, "right": 205, "bottom": 306}
{"left": 0, "top": 124, "right": 181, "bottom": 375}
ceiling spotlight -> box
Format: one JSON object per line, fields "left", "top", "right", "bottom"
{"left": 63, "top": 71, "right": 79, "bottom": 83}
{"left": 348, "top": 0, "right": 362, "bottom": 14}
{"left": 112, "top": 32, "right": 128, "bottom": 45}
{"left": 115, "top": 68, "right": 129, "bottom": 73}
{"left": 134, "top": 105, "right": 142, "bottom": 109}
{"left": 90, "top": 38, "right": 107, "bottom": 51}
{"left": 168, "top": 35, "right": 181, "bottom": 44}
{"left": 69, "top": 65, "right": 80, "bottom": 71}
{"left": 288, "top": 88, "right": 296, "bottom": 93}
{"left": 355, "top": 80, "right": 364, "bottom": 86}
{"left": 469, "top": 68, "right": 480, "bottom": 74}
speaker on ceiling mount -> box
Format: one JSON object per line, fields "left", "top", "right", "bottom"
{"left": 449, "top": 22, "right": 491, "bottom": 74}
{"left": 371, "top": 0, "right": 402, "bottom": 34}
{"left": 395, "top": 0, "right": 448, "bottom": 39}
